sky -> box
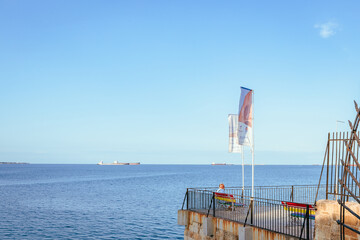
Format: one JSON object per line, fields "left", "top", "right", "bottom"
{"left": 0, "top": 0, "right": 359, "bottom": 164}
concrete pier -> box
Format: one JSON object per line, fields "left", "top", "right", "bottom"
{"left": 178, "top": 210, "right": 298, "bottom": 240}
{"left": 179, "top": 201, "right": 360, "bottom": 240}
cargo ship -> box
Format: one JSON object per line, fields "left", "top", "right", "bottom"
{"left": 211, "top": 162, "right": 234, "bottom": 166}
{"left": 97, "top": 161, "right": 140, "bottom": 165}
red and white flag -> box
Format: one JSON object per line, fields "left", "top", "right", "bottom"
{"left": 228, "top": 114, "right": 242, "bottom": 153}
{"left": 238, "top": 87, "right": 253, "bottom": 147}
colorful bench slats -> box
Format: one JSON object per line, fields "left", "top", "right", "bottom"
{"left": 281, "top": 201, "right": 315, "bottom": 219}
{"left": 214, "top": 192, "right": 236, "bottom": 203}
{"left": 214, "top": 192, "right": 245, "bottom": 209}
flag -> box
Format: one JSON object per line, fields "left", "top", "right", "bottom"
{"left": 238, "top": 87, "right": 253, "bottom": 147}
{"left": 228, "top": 114, "right": 242, "bottom": 153}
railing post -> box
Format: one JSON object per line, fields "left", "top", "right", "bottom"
{"left": 186, "top": 189, "right": 189, "bottom": 210}
{"left": 250, "top": 199, "right": 253, "bottom": 225}
{"left": 213, "top": 192, "right": 216, "bottom": 217}
{"left": 182, "top": 189, "right": 188, "bottom": 210}
{"left": 291, "top": 185, "right": 294, "bottom": 202}
{"left": 326, "top": 133, "right": 330, "bottom": 200}
{"left": 306, "top": 205, "right": 310, "bottom": 240}
{"left": 194, "top": 190, "right": 196, "bottom": 209}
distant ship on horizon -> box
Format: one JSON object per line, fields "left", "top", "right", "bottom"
{"left": 97, "top": 161, "right": 140, "bottom": 165}
{"left": 211, "top": 162, "right": 265, "bottom": 166}
{"left": 211, "top": 162, "right": 234, "bottom": 166}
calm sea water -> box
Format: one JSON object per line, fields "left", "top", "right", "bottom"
{"left": 0, "top": 164, "right": 323, "bottom": 239}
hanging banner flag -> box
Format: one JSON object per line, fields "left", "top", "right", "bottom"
{"left": 228, "top": 114, "right": 242, "bottom": 153}
{"left": 238, "top": 87, "right": 253, "bottom": 147}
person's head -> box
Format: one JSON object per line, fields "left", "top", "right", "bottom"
{"left": 219, "top": 183, "right": 225, "bottom": 189}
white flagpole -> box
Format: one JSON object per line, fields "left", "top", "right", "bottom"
{"left": 251, "top": 91, "right": 255, "bottom": 199}
{"left": 241, "top": 145, "right": 244, "bottom": 196}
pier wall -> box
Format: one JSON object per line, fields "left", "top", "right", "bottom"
{"left": 315, "top": 200, "right": 360, "bottom": 240}
{"left": 179, "top": 200, "right": 360, "bottom": 240}
{"left": 178, "top": 210, "right": 298, "bottom": 240}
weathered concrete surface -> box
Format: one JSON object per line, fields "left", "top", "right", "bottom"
{"left": 178, "top": 209, "right": 189, "bottom": 226}
{"left": 252, "top": 228, "right": 297, "bottom": 240}
{"left": 315, "top": 200, "right": 360, "bottom": 240}
{"left": 239, "top": 226, "right": 252, "bottom": 240}
{"left": 203, "top": 216, "right": 214, "bottom": 237}
{"left": 179, "top": 210, "right": 298, "bottom": 240}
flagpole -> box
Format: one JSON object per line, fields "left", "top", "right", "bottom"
{"left": 251, "top": 90, "right": 255, "bottom": 199}
{"left": 241, "top": 145, "right": 244, "bottom": 196}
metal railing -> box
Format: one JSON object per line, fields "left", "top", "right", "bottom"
{"left": 320, "top": 131, "right": 360, "bottom": 202}
{"left": 182, "top": 185, "right": 322, "bottom": 240}
{"left": 187, "top": 184, "right": 327, "bottom": 205}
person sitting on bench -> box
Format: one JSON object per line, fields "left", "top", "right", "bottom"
{"left": 216, "top": 183, "right": 225, "bottom": 193}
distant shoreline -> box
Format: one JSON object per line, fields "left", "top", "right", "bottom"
{"left": 0, "top": 163, "right": 324, "bottom": 166}
{"left": 0, "top": 162, "right": 29, "bottom": 164}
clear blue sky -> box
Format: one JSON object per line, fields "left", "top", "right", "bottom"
{"left": 0, "top": 1, "right": 359, "bottom": 164}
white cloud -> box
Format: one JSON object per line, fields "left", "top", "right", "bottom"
{"left": 314, "top": 22, "right": 339, "bottom": 38}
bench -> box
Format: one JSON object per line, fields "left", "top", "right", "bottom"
{"left": 214, "top": 192, "right": 244, "bottom": 211}
{"left": 281, "top": 201, "right": 315, "bottom": 221}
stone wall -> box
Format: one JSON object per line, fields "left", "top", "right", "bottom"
{"left": 315, "top": 200, "right": 360, "bottom": 240}
{"left": 180, "top": 210, "right": 241, "bottom": 240}
{"left": 178, "top": 210, "right": 297, "bottom": 240}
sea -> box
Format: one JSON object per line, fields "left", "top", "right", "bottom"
{"left": 0, "top": 164, "right": 324, "bottom": 239}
